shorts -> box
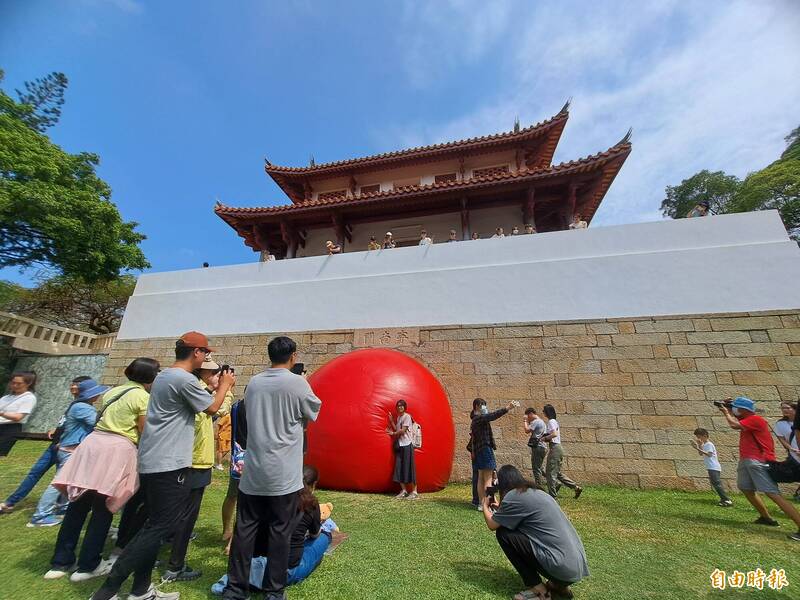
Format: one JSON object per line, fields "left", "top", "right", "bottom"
{"left": 475, "top": 446, "right": 496, "bottom": 471}
{"left": 226, "top": 474, "right": 240, "bottom": 499}
{"left": 737, "top": 459, "right": 780, "bottom": 494}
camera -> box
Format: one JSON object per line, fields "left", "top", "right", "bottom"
{"left": 220, "top": 364, "right": 234, "bottom": 374}
{"left": 712, "top": 399, "right": 732, "bottom": 409}
{"left": 485, "top": 485, "right": 498, "bottom": 497}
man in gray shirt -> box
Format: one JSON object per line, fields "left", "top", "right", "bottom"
{"left": 224, "top": 336, "right": 321, "bottom": 600}
{"left": 92, "top": 331, "right": 235, "bottom": 600}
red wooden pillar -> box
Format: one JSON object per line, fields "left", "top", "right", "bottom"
{"left": 280, "top": 221, "right": 297, "bottom": 259}
{"left": 523, "top": 187, "right": 536, "bottom": 228}
{"left": 460, "top": 197, "right": 471, "bottom": 240}
{"left": 332, "top": 213, "right": 346, "bottom": 251}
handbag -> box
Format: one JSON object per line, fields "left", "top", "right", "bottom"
{"left": 768, "top": 431, "right": 800, "bottom": 483}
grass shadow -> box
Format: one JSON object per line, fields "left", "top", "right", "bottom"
{"left": 451, "top": 559, "right": 519, "bottom": 596}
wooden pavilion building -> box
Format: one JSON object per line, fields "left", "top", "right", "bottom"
{"left": 215, "top": 103, "right": 632, "bottom": 259}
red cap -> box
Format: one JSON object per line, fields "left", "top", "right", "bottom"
{"left": 177, "top": 331, "right": 216, "bottom": 352}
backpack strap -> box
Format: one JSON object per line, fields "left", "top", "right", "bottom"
{"left": 96, "top": 386, "right": 136, "bottom": 421}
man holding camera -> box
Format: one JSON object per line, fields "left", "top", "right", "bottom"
{"left": 719, "top": 396, "right": 800, "bottom": 541}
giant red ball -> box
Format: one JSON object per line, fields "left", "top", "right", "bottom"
{"left": 305, "top": 348, "right": 455, "bottom": 493}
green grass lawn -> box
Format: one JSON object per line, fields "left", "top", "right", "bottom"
{"left": 0, "top": 440, "right": 797, "bottom": 599}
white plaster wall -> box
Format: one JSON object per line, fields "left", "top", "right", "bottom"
{"left": 118, "top": 211, "right": 800, "bottom": 339}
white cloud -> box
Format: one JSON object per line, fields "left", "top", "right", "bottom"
{"left": 392, "top": 0, "right": 800, "bottom": 225}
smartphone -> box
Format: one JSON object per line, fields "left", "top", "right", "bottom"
{"left": 290, "top": 363, "right": 305, "bottom": 376}
{"left": 221, "top": 364, "right": 235, "bottom": 373}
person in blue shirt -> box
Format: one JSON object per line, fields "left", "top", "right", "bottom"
{"left": 0, "top": 376, "right": 90, "bottom": 515}
{"left": 28, "top": 379, "right": 107, "bottom": 527}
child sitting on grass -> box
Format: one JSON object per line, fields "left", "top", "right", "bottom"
{"left": 691, "top": 428, "right": 733, "bottom": 507}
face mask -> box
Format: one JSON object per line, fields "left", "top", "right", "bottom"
{"left": 732, "top": 407, "right": 742, "bottom": 417}
{"left": 480, "top": 406, "right": 489, "bottom": 415}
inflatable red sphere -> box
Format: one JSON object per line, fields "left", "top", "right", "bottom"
{"left": 305, "top": 348, "right": 455, "bottom": 493}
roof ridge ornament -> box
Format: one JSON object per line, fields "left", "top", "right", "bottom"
{"left": 513, "top": 116, "right": 520, "bottom": 133}
{"left": 618, "top": 127, "right": 633, "bottom": 145}
{"left": 559, "top": 98, "right": 572, "bottom": 114}
{"left": 264, "top": 157, "right": 272, "bottom": 166}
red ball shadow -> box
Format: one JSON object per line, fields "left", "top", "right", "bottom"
{"left": 305, "top": 348, "right": 455, "bottom": 493}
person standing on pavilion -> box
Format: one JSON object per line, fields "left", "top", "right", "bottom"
{"left": 419, "top": 230, "right": 432, "bottom": 245}
{"left": 491, "top": 227, "right": 505, "bottom": 238}
{"left": 382, "top": 232, "right": 395, "bottom": 249}
{"left": 569, "top": 215, "right": 588, "bottom": 229}
{"left": 686, "top": 200, "right": 710, "bottom": 218}
{"left": 524, "top": 224, "right": 536, "bottom": 234}
{"left": 448, "top": 229, "right": 458, "bottom": 242}
{"left": 367, "top": 236, "right": 381, "bottom": 250}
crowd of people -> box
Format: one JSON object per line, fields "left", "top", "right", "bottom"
{"left": 2, "top": 339, "right": 799, "bottom": 599}
{"left": 323, "top": 216, "right": 589, "bottom": 254}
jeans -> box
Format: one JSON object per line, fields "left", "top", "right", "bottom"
{"left": 707, "top": 470, "right": 731, "bottom": 502}
{"left": 471, "top": 458, "right": 479, "bottom": 505}
{"left": 5, "top": 444, "right": 59, "bottom": 506}
{"left": 545, "top": 444, "right": 579, "bottom": 498}
{"left": 92, "top": 468, "right": 191, "bottom": 600}
{"left": 30, "top": 449, "right": 71, "bottom": 521}
{"left": 51, "top": 490, "right": 114, "bottom": 572}
{"left": 115, "top": 488, "right": 148, "bottom": 550}
{"left": 167, "top": 485, "right": 206, "bottom": 571}
{"left": 223, "top": 490, "right": 300, "bottom": 599}
{"left": 531, "top": 445, "right": 547, "bottom": 488}
{"left": 211, "top": 533, "right": 331, "bottom": 595}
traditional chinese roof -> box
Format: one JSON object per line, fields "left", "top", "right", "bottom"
{"left": 216, "top": 136, "right": 631, "bottom": 225}
{"left": 266, "top": 103, "right": 571, "bottom": 203}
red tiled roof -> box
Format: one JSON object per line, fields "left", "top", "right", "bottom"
{"left": 265, "top": 106, "right": 569, "bottom": 177}
{"left": 216, "top": 138, "right": 631, "bottom": 220}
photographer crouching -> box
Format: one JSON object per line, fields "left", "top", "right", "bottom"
{"left": 718, "top": 396, "right": 800, "bottom": 541}
{"left": 482, "top": 465, "right": 589, "bottom": 600}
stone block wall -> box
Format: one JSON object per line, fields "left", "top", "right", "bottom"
{"left": 15, "top": 353, "right": 108, "bottom": 433}
{"left": 104, "top": 310, "right": 800, "bottom": 491}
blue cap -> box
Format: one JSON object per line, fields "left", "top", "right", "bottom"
{"left": 76, "top": 378, "right": 110, "bottom": 402}
{"left": 731, "top": 396, "right": 756, "bottom": 412}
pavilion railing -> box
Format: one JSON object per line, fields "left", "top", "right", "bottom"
{"left": 0, "top": 311, "right": 117, "bottom": 354}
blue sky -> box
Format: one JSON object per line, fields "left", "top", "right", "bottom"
{"left": 2, "top": 0, "right": 799, "bottom": 285}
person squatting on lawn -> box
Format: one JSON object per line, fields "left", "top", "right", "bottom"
{"left": 483, "top": 465, "right": 589, "bottom": 600}
{"left": 91, "top": 332, "right": 235, "bottom": 600}
{"left": 45, "top": 359, "right": 160, "bottom": 583}
{"left": 0, "top": 375, "right": 90, "bottom": 516}
{"left": 223, "top": 336, "right": 322, "bottom": 600}
{"left": 540, "top": 405, "right": 583, "bottom": 500}
{"left": 471, "top": 398, "right": 518, "bottom": 509}
{"left": 0, "top": 370, "right": 37, "bottom": 457}
{"left": 387, "top": 399, "right": 419, "bottom": 500}
{"left": 29, "top": 378, "right": 105, "bottom": 527}
{"left": 212, "top": 465, "right": 333, "bottom": 594}
{"left": 690, "top": 428, "right": 733, "bottom": 507}
{"left": 718, "top": 396, "right": 800, "bottom": 542}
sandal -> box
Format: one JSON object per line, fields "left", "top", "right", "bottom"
{"left": 546, "top": 580, "right": 574, "bottom": 599}
{"left": 514, "top": 589, "right": 549, "bottom": 600}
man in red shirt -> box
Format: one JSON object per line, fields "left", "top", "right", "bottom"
{"left": 720, "top": 396, "right": 800, "bottom": 541}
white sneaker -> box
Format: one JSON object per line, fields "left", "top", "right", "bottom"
{"left": 394, "top": 491, "right": 408, "bottom": 499}
{"left": 44, "top": 568, "right": 71, "bottom": 580}
{"left": 70, "top": 558, "right": 114, "bottom": 582}
{"left": 127, "top": 585, "right": 180, "bottom": 600}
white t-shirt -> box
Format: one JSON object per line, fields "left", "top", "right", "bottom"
{"left": 702, "top": 441, "right": 722, "bottom": 472}
{"left": 418, "top": 237, "right": 432, "bottom": 246}
{"left": 0, "top": 391, "right": 37, "bottom": 425}
{"left": 775, "top": 420, "right": 793, "bottom": 441}
{"left": 397, "top": 413, "right": 413, "bottom": 447}
{"left": 790, "top": 434, "right": 800, "bottom": 465}
{"left": 546, "top": 419, "right": 561, "bottom": 444}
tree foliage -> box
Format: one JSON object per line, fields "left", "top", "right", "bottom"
{"left": 660, "top": 170, "right": 740, "bottom": 219}
{"left": 0, "top": 69, "right": 149, "bottom": 281}
{"left": 661, "top": 125, "right": 800, "bottom": 243}
{"left": 0, "top": 274, "right": 136, "bottom": 334}
{"left": 729, "top": 159, "right": 800, "bottom": 241}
